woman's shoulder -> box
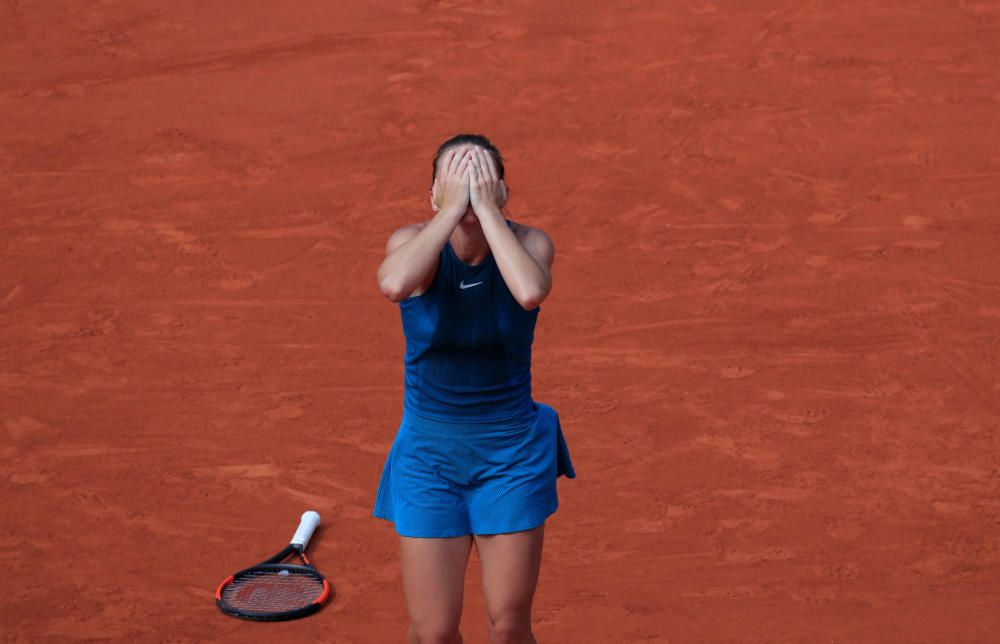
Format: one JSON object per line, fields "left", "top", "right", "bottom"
{"left": 508, "top": 219, "right": 548, "bottom": 241}
{"left": 509, "top": 220, "right": 555, "bottom": 270}
{"left": 384, "top": 221, "right": 429, "bottom": 254}
{"left": 393, "top": 221, "right": 430, "bottom": 236}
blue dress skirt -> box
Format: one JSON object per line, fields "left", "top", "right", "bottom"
{"left": 372, "top": 401, "right": 576, "bottom": 538}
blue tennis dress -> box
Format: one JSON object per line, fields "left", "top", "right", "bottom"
{"left": 372, "top": 219, "right": 576, "bottom": 538}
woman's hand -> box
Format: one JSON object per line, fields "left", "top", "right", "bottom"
{"left": 432, "top": 148, "right": 473, "bottom": 215}
{"left": 468, "top": 146, "right": 506, "bottom": 217}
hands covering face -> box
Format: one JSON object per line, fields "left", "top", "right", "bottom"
{"left": 431, "top": 145, "right": 506, "bottom": 218}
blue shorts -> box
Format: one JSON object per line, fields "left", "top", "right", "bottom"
{"left": 371, "top": 401, "right": 576, "bottom": 538}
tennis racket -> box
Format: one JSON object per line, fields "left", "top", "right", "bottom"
{"left": 215, "top": 510, "right": 332, "bottom": 621}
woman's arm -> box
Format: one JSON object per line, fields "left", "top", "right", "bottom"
{"left": 376, "top": 207, "right": 463, "bottom": 302}
{"left": 467, "top": 146, "right": 555, "bottom": 310}
{"left": 477, "top": 209, "right": 554, "bottom": 310}
{"left": 377, "top": 147, "right": 473, "bottom": 302}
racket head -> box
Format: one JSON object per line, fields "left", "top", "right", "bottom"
{"left": 215, "top": 553, "right": 331, "bottom": 621}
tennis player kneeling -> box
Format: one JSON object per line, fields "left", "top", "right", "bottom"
{"left": 372, "top": 133, "right": 576, "bottom": 644}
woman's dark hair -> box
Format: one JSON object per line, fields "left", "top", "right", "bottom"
{"left": 431, "top": 133, "right": 505, "bottom": 188}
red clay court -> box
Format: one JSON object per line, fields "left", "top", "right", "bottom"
{"left": 2, "top": 1, "right": 999, "bottom": 642}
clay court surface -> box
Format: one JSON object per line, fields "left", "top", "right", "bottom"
{"left": 2, "top": 1, "right": 1000, "bottom": 641}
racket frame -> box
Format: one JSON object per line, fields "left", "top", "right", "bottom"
{"left": 215, "top": 518, "right": 331, "bottom": 621}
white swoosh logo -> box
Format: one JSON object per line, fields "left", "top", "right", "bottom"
{"left": 459, "top": 280, "right": 484, "bottom": 290}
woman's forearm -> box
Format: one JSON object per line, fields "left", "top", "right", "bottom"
{"left": 377, "top": 208, "right": 462, "bottom": 300}
{"left": 477, "top": 208, "right": 551, "bottom": 309}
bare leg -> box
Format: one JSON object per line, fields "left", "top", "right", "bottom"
{"left": 474, "top": 523, "right": 545, "bottom": 644}
{"left": 400, "top": 534, "right": 473, "bottom": 644}
{"left": 408, "top": 622, "right": 464, "bottom": 644}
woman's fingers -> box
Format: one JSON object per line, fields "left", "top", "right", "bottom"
{"left": 442, "top": 148, "right": 459, "bottom": 176}
{"left": 454, "top": 149, "right": 474, "bottom": 177}
{"left": 468, "top": 157, "right": 485, "bottom": 196}
{"left": 473, "top": 148, "right": 484, "bottom": 180}
{"left": 470, "top": 148, "right": 481, "bottom": 180}
{"left": 441, "top": 148, "right": 455, "bottom": 176}
{"left": 446, "top": 147, "right": 467, "bottom": 176}
{"left": 476, "top": 147, "right": 497, "bottom": 183}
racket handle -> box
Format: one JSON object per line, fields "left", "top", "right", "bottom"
{"left": 290, "top": 510, "right": 321, "bottom": 549}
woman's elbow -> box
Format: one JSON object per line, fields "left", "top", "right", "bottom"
{"left": 377, "top": 275, "right": 406, "bottom": 302}
{"left": 518, "top": 276, "right": 552, "bottom": 310}
{"left": 517, "top": 288, "right": 547, "bottom": 311}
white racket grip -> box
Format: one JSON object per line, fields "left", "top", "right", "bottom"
{"left": 290, "top": 510, "right": 321, "bottom": 548}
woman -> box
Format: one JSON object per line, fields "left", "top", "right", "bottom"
{"left": 372, "top": 133, "right": 576, "bottom": 644}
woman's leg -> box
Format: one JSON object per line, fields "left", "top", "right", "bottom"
{"left": 400, "top": 534, "right": 474, "bottom": 644}
{"left": 473, "top": 523, "right": 545, "bottom": 644}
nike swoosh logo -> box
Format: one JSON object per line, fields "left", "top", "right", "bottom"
{"left": 459, "top": 280, "right": 484, "bottom": 290}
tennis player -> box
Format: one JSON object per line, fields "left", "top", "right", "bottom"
{"left": 372, "top": 133, "right": 576, "bottom": 644}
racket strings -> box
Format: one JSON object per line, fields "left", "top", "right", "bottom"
{"left": 220, "top": 568, "right": 326, "bottom": 614}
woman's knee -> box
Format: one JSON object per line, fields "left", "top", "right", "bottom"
{"left": 486, "top": 611, "right": 532, "bottom": 644}
{"left": 410, "top": 620, "right": 463, "bottom": 644}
